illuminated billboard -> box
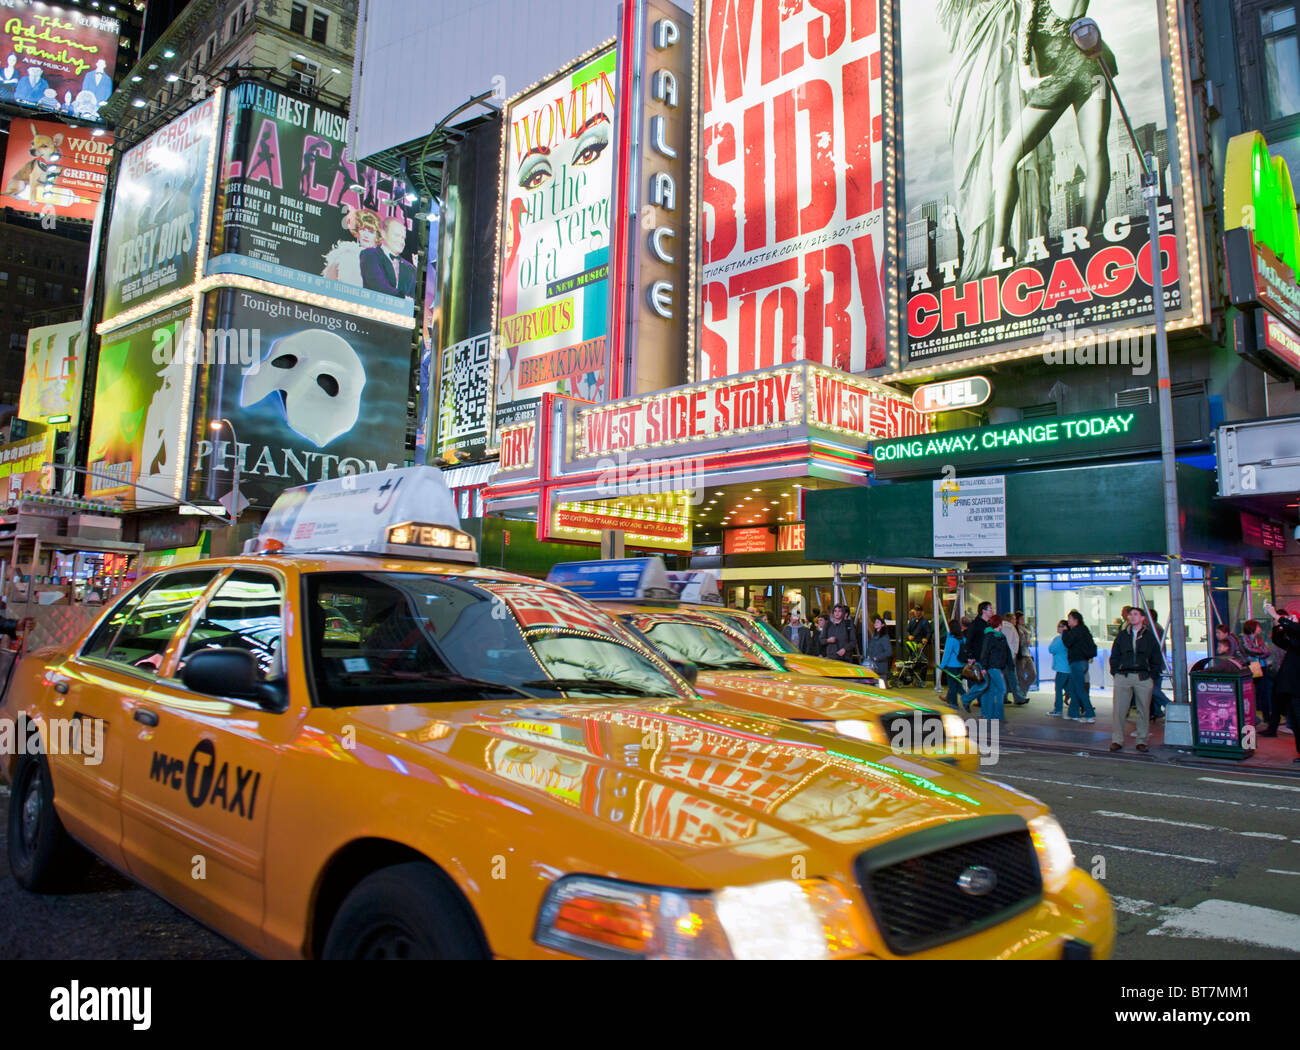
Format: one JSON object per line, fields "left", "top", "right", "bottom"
{"left": 101, "top": 96, "right": 220, "bottom": 324}
{"left": 209, "top": 81, "right": 419, "bottom": 318}
{"left": 187, "top": 288, "right": 411, "bottom": 508}
{"left": 698, "top": 0, "right": 886, "bottom": 379}
{"left": 20, "top": 318, "right": 83, "bottom": 424}
{"left": 86, "top": 303, "right": 195, "bottom": 506}
{"left": 0, "top": 1, "right": 119, "bottom": 122}
{"left": 897, "top": 0, "right": 1203, "bottom": 369}
{"left": 492, "top": 45, "right": 617, "bottom": 434}
{"left": 0, "top": 118, "right": 111, "bottom": 220}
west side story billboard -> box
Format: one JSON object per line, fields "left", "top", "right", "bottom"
{"left": 698, "top": 0, "right": 887, "bottom": 379}
{"left": 897, "top": 0, "right": 1204, "bottom": 367}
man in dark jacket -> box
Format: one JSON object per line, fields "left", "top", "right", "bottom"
{"left": 1267, "top": 604, "right": 1300, "bottom": 763}
{"left": 822, "top": 604, "right": 858, "bottom": 662}
{"left": 965, "top": 602, "right": 992, "bottom": 664}
{"left": 783, "top": 612, "right": 815, "bottom": 656}
{"left": 1109, "top": 606, "right": 1162, "bottom": 752}
{"left": 1061, "top": 610, "right": 1098, "bottom": 721}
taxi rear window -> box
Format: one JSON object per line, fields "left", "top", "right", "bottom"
{"left": 302, "top": 572, "right": 687, "bottom": 707}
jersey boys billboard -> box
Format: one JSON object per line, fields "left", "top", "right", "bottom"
{"left": 493, "top": 47, "right": 617, "bottom": 434}
{"left": 101, "top": 97, "right": 219, "bottom": 323}
{"left": 699, "top": 0, "right": 886, "bottom": 379}
{"left": 898, "top": 0, "right": 1201, "bottom": 365}
{"left": 209, "top": 81, "right": 419, "bottom": 317}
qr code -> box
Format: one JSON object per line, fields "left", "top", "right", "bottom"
{"left": 438, "top": 333, "right": 491, "bottom": 442}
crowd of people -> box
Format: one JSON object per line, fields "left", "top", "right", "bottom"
{"left": 780, "top": 604, "right": 942, "bottom": 675}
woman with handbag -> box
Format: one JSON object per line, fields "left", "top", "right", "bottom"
{"left": 865, "top": 616, "right": 893, "bottom": 677}
{"left": 1242, "top": 619, "right": 1274, "bottom": 727}
{"left": 975, "top": 614, "right": 1014, "bottom": 722}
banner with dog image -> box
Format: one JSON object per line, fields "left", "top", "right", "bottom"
{"left": 85, "top": 303, "right": 193, "bottom": 507}
{"left": 186, "top": 288, "right": 411, "bottom": 509}
{"left": 208, "top": 80, "right": 420, "bottom": 318}
{"left": 0, "top": 118, "right": 111, "bottom": 219}
{"left": 101, "top": 97, "right": 219, "bottom": 322}
{"left": 0, "top": 1, "right": 120, "bottom": 123}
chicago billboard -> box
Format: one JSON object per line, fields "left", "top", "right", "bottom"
{"left": 101, "top": 97, "right": 219, "bottom": 323}
{"left": 187, "top": 289, "right": 411, "bottom": 508}
{"left": 493, "top": 46, "right": 617, "bottom": 434}
{"left": 698, "top": 0, "right": 886, "bottom": 379}
{"left": 0, "top": 118, "right": 111, "bottom": 219}
{"left": 86, "top": 303, "right": 194, "bottom": 506}
{"left": 0, "top": 1, "right": 119, "bottom": 122}
{"left": 898, "top": 0, "right": 1202, "bottom": 366}
{"left": 209, "top": 80, "right": 420, "bottom": 317}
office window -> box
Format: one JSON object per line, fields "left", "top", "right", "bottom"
{"left": 312, "top": 11, "right": 328, "bottom": 44}
{"left": 0, "top": 272, "right": 7, "bottom": 286}
{"left": 44, "top": 283, "right": 62, "bottom": 299}
{"left": 1262, "top": 5, "right": 1300, "bottom": 118}
{"left": 18, "top": 276, "right": 35, "bottom": 296}
{"left": 230, "top": 13, "right": 238, "bottom": 37}
{"left": 290, "top": 2, "right": 307, "bottom": 34}
{"left": 291, "top": 55, "right": 320, "bottom": 92}
{"left": 206, "top": 35, "right": 216, "bottom": 62}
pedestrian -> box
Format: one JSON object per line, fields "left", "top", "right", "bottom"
{"left": 906, "top": 605, "right": 932, "bottom": 683}
{"left": 1062, "top": 609, "right": 1098, "bottom": 722}
{"left": 1241, "top": 619, "right": 1273, "bottom": 726}
{"left": 939, "top": 617, "right": 967, "bottom": 709}
{"left": 965, "top": 601, "right": 992, "bottom": 667}
{"left": 1000, "top": 611, "right": 1030, "bottom": 705}
{"left": 1213, "top": 622, "right": 1248, "bottom": 666}
{"left": 865, "top": 615, "right": 892, "bottom": 677}
{"left": 1047, "top": 619, "right": 1071, "bottom": 716}
{"left": 975, "top": 613, "right": 1013, "bottom": 722}
{"left": 1109, "top": 606, "right": 1162, "bottom": 752}
{"left": 823, "top": 603, "right": 859, "bottom": 663}
{"left": 783, "top": 610, "right": 815, "bottom": 656}
{"left": 1263, "top": 603, "right": 1300, "bottom": 763}
{"left": 813, "top": 613, "right": 828, "bottom": 653}
{"left": 1146, "top": 608, "right": 1168, "bottom": 719}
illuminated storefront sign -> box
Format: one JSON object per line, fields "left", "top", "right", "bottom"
{"left": 912, "top": 376, "right": 991, "bottom": 414}
{"left": 871, "top": 406, "right": 1160, "bottom": 478}
{"left": 778, "top": 522, "right": 805, "bottom": 552}
{"left": 576, "top": 363, "right": 923, "bottom": 458}
{"left": 894, "top": 0, "right": 1204, "bottom": 374}
{"left": 551, "top": 502, "right": 691, "bottom": 551}
{"left": 498, "top": 421, "right": 536, "bottom": 472}
{"left": 1258, "top": 311, "right": 1300, "bottom": 373}
{"left": 724, "top": 526, "right": 775, "bottom": 554}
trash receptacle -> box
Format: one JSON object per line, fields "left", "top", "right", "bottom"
{"left": 1189, "top": 658, "right": 1256, "bottom": 760}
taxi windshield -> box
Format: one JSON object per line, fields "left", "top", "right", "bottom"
{"left": 305, "top": 572, "right": 687, "bottom": 706}
{"left": 628, "top": 616, "right": 778, "bottom": 672}
{"left": 728, "top": 613, "right": 798, "bottom": 655}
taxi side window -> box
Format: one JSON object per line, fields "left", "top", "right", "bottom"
{"left": 81, "top": 581, "right": 155, "bottom": 660}
{"left": 178, "top": 571, "right": 283, "bottom": 681}
{"left": 93, "top": 570, "right": 220, "bottom": 676}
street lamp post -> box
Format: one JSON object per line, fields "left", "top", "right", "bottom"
{"left": 1070, "top": 17, "right": 1188, "bottom": 705}
{"left": 209, "top": 418, "right": 241, "bottom": 533}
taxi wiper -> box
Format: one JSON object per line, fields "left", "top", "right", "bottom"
{"left": 520, "top": 677, "right": 664, "bottom": 697}
{"left": 694, "top": 660, "right": 765, "bottom": 671}
{"left": 343, "top": 671, "right": 539, "bottom": 699}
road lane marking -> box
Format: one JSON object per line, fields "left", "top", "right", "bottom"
{"left": 1070, "top": 839, "right": 1217, "bottom": 864}
{"left": 1267, "top": 869, "right": 1300, "bottom": 876}
{"left": 1147, "top": 899, "right": 1300, "bottom": 953}
{"left": 991, "top": 773, "right": 1300, "bottom": 813}
{"left": 1092, "top": 810, "right": 1289, "bottom": 840}
{"left": 1198, "top": 777, "right": 1300, "bottom": 793}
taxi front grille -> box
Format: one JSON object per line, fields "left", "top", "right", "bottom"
{"left": 855, "top": 816, "right": 1042, "bottom": 955}
{"left": 879, "top": 710, "right": 948, "bottom": 749}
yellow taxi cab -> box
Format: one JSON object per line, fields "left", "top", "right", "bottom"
{"left": 546, "top": 561, "right": 977, "bottom": 771}
{"left": 1, "top": 468, "right": 1112, "bottom": 959}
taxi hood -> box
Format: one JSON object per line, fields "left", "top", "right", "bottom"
{"left": 342, "top": 697, "right": 1044, "bottom": 869}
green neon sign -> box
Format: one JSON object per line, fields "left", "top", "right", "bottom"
{"left": 1225, "top": 131, "right": 1300, "bottom": 275}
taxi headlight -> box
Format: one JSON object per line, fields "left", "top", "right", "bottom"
{"left": 1028, "top": 814, "right": 1075, "bottom": 894}
{"left": 942, "top": 713, "right": 968, "bottom": 740}
{"left": 534, "top": 876, "right": 864, "bottom": 960}
{"left": 833, "top": 718, "right": 879, "bottom": 744}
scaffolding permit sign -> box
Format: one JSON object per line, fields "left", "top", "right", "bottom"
{"left": 933, "top": 475, "right": 1006, "bottom": 558}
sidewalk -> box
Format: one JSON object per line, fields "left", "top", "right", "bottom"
{"left": 888, "top": 681, "right": 1300, "bottom": 775}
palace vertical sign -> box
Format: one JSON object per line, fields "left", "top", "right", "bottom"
{"left": 699, "top": 0, "right": 886, "bottom": 379}
{"left": 609, "top": 0, "right": 693, "bottom": 397}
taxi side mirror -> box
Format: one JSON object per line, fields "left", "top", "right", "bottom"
{"left": 183, "top": 648, "right": 286, "bottom": 712}
{"left": 669, "top": 659, "right": 698, "bottom": 686}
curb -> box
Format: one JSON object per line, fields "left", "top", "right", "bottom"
{"left": 997, "top": 732, "right": 1300, "bottom": 777}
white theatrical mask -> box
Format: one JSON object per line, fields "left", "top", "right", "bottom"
{"left": 240, "top": 328, "right": 366, "bottom": 447}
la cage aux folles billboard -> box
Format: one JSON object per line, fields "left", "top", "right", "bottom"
{"left": 188, "top": 289, "right": 411, "bottom": 509}
{"left": 210, "top": 80, "right": 420, "bottom": 318}
{"left": 0, "top": 0, "right": 119, "bottom": 122}
{"left": 897, "top": 0, "right": 1203, "bottom": 369}
{"left": 101, "top": 96, "right": 219, "bottom": 323}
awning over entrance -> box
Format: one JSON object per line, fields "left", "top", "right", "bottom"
{"left": 805, "top": 461, "right": 1258, "bottom": 566}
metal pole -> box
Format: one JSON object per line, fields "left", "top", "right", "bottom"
{"left": 932, "top": 571, "right": 943, "bottom": 693}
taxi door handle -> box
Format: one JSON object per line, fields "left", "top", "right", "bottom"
{"left": 133, "top": 708, "right": 159, "bottom": 727}
{"left": 53, "top": 681, "right": 68, "bottom": 694}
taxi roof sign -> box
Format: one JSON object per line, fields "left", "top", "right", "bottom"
{"left": 665, "top": 569, "right": 721, "bottom": 605}
{"left": 546, "top": 558, "right": 678, "bottom": 601}
{"left": 249, "top": 467, "right": 477, "bottom": 563}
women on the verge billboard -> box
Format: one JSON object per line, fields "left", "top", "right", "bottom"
{"left": 898, "top": 0, "right": 1203, "bottom": 366}
{"left": 492, "top": 46, "right": 617, "bottom": 435}
{"left": 698, "top": 0, "right": 886, "bottom": 379}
